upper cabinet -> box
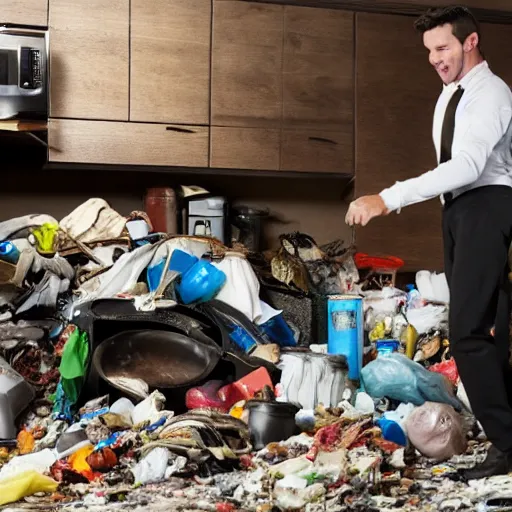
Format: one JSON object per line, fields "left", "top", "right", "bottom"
{"left": 282, "top": 7, "right": 353, "bottom": 131}
{"left": 211, "top": 1, "right": 283, "bottom": 129}
{"left": 49, "top": 0, "right": 129, "bottom": 120}
{"left": 281, "top": 7, "right": 354, "bottom": 173}
{"left": 210, "top": 1, "right": 354, "bottom": 173}
{"left": 0, "top": 0, "right": 48, "bottom": 26}
{"left": 130, "top": 0, "right": 211, "bottom": 124}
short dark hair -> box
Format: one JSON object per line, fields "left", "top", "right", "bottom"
{"left": 414, "top": 5, "right": 481, "bottom": 47}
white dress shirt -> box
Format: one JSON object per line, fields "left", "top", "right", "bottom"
{"left": 379, "top": 61, "right": 512, "bottom": 212}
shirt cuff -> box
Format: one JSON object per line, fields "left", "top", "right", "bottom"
{"left": 379, "top": 185, "right": 402, "bottom": 213}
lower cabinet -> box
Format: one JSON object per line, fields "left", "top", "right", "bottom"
{"left": 210, "top": 127, "right": 280, "bottom": 170}
{"left": 280, "top": 129, "right": 352, "bottom": 173}
{"left": 210, "top": 126, "right": 353, "bottom": 173}
{"left": 48, "top": 119, "right": 209, "bottom": 167}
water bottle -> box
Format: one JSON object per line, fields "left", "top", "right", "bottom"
{"left": 406, "top": 284, "right": 422, "bottom": 309}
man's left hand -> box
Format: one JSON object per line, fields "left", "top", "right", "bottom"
{"left": 345, "top": 194, "right": 389, "bottom": 226}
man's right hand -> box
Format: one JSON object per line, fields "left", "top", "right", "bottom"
{"left": 345, "top": 194, "right": 389, "bottom": 226}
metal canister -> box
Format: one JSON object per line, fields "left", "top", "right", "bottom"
{"left": 144, "top": 187, "right": 178, "bottom": 235}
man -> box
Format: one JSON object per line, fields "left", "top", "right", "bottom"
{"left": 346, "top": 5, "right": 512, "bottom": 479}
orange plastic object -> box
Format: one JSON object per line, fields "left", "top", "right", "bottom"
{"left": 17, "top": 429, "right": 35, "bottom": 455}
{"left": 69, "top": 445, "right": 94, "bottom": 481}
{"left": 354, "top": 253, "right": 404, "bottom": 271}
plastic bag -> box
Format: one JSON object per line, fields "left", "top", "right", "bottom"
{"left": 0, "top": 470, "right": 58, "bottom": 506}
{"left": 406, "top": 304, "right": 448, "bottom": 335}
{"left": 360, "top": 353, "right": 461, "bottom": 410}
{"left": 405, "top": 402, "right": 466, "bottom": 461}
{"left": 429, "top": 358, "right": 459, "bottom": 386}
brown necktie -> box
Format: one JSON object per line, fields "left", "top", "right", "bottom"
{"left": 441, "top": 85, "right": 464, "bottom": 203}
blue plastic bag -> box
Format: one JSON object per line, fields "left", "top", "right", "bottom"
{"left": 360, "top": 353, "right": 462, "bottom": 411}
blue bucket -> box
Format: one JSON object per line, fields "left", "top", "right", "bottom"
{"left": 327, "top": 295, "right": 364, "bottom": 380}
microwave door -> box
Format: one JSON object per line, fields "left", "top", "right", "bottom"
{"left": 0, "top": 49, "right": 21, "bottom": 119}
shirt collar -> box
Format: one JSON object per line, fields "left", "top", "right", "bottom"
{"left": 443, "top": 60, "right": 489, "bottom": 93}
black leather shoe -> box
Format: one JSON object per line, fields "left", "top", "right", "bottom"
{"left": 461, "top": 445, "right": 512, "bottom": 481}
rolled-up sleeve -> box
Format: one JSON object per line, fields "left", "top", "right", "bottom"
{"left": 379, "top": 98, "right": 512, "bottom": 212}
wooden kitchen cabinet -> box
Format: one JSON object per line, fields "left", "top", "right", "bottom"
{"left": 210, "top": 127, "right": 280, "bottom": 170}
{"left": 211, "top": 2, "right": 354, "bottom": 174}
{"left": 49, "top": 119, "right": 209, "bottom": 167}
{"left": 49, "top": 0, "right": 129, "bottom": 120}
{"left": 211, "top": 1, "right": 283, "bottom": 128}
{"left": 282, "top": 7, "right": 354, "bottom": 131}
{"left": 355, "top": 12, "right": 443, "bottom": 271}
{"left": 0, "top": 0, "right": 48, "bottom": 26}
{"left": 130, "top": 0, "right": 211, "bottom": 125}
{"left": 280, "top": 129, "right": 352, "bottom": 173}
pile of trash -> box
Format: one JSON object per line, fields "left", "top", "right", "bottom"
{"left": 0, "top": 198, "right": 506, "bottom": 511}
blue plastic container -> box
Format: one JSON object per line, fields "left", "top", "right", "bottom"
{"left": 178, "top": 260, "right": 226, "bottom": 304}
{"left": 327, "top": 295, "right": 364, "bottom": 380}
{"left": 376, "top": 418, "right": 407, "bottom": 446}
{"left": 169, "top": 249, "right": 198, "bottom": 275}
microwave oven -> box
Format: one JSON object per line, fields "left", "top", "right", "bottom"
{"left": 0, "top": 26, "right": 47, "bottom": 120}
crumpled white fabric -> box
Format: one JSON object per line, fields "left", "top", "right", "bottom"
{"left": 75, "top": 238, "right": 212, "bottom": 304}
{"left": 0, "top": 214, "right": 58, "bottom": 242}
{"left": 212, "top": 254, "right": 280, "bottom": 325}
{"left": 60, "top": 198, "right": 126, "bottom": 242}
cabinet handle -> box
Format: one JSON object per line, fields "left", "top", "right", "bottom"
{"left": 166, "top": 126, "right": 195, "bottom": 134}
{"left": 309, "top": 137, "right": 337, "bottom": 145}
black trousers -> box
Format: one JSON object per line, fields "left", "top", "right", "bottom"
{"left": 443, "top": 185, "right": 512, "bottom": 453}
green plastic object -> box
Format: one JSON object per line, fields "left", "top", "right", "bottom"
{"left": 58, "top": 329, "right": 89, "bottom": 404}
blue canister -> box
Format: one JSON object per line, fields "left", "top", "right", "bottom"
{"left": 327, "top": 295, "right": 364, "bottom": 380}
{"left": 0, "top": 241, "right": 20, "bottom": 264}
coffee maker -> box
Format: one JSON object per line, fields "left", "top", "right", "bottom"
{"left": 184, "top": 196, "right": 228, "bottom": 244}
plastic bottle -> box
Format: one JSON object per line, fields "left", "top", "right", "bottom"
{"left": 406, "top": 284, "right": 422, "bottom": 309}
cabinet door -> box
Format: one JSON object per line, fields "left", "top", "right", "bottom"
{"left": 211, "top": 1, "right": 283, "bottom": 128}
{"left": 1, "top": 0, "right": 48, "bottom": 26}
{"left": 281, "top": 129, "right": 352, "bottom": 174}
{"left": 355, "top": 13, "right": 442, "bottom": 272}
{"left": 283, "top": 7, "right": 354, "bottom": 132}
{"left": 210, "top": 127, "right": 280, "bottom": 170}
{"left": 49, "top": 0, "right": 129, "bottom": 120}
{"left": 130, "top": 0, "right": 210, "bottom": 125}
{"left": 481, "top": 23, "right": 512, "bottom": 87}
{"left": 48, "top": 119, "right": 209, "bottom": 167}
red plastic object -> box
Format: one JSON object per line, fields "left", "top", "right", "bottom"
{"left": 186, "top": 368, "right": 274, "bottom": 412}
{"left": 428, "top": 358, "right": 459, "bottom": 386}
{"left": 218, "top": 367, "right": 273, "bottom": 405}
{"left": 185, "top": 380, "right": 229, "bottom": 412}
{"left": 354, "top": 253, "right": 404, "bottom": 271}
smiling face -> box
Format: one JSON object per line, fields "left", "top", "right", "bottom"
{"left": 424, "top": 23, "right": 466, "bottom": 84}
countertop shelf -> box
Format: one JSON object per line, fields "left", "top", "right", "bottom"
{"left": 0, "top": 119, "right": 47, "bottom": 132}
{"left": 44, "top": 161, "right": 355, "bottom": 181}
